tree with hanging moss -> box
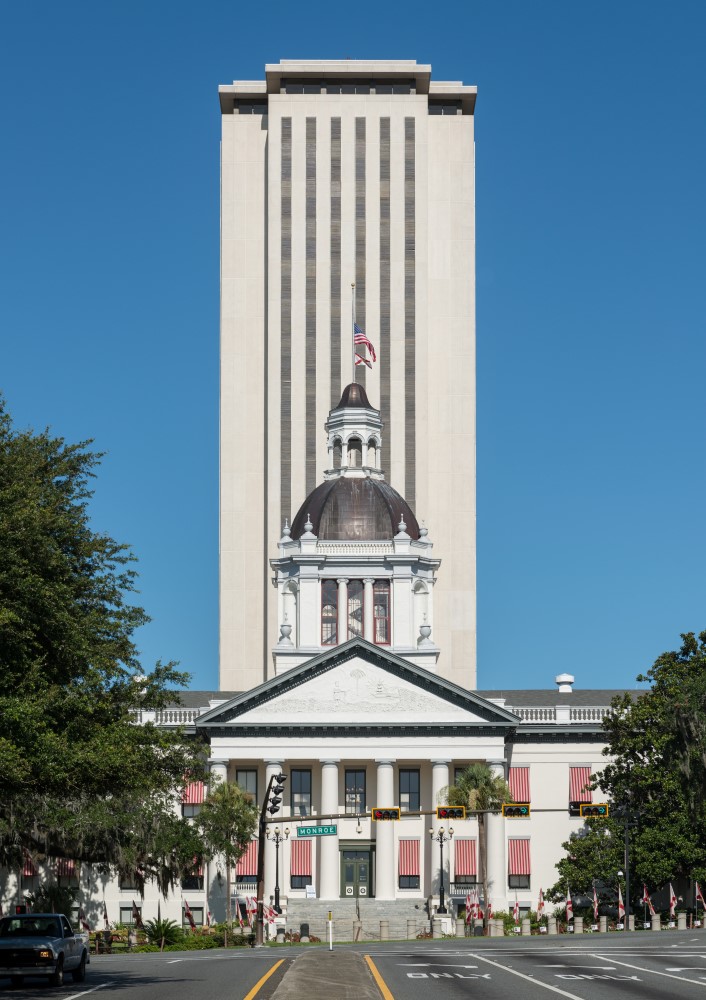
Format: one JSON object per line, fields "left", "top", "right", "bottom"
{"left": 442, "top": 763, "right": 511, "bottom": 925}
{"left": 0, "top": 397, "right": 206, "bottom": 893}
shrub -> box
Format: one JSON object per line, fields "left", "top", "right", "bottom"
{"left": 144, "top": 918, "right": 184, "bottom": 948}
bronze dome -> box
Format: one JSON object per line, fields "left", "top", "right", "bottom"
{"left": 290, "top": 477, "right": 419, "bottom": 541}
{"left": 336, "top": 383, "right": 374, "bottom": 409}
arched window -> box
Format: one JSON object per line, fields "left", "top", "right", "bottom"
{"left": 367, "top": 438, "right": 377, "bottom": 467}
{"left": 321, "top": 580, "right": 338, "bottom": 645}
{"left": 347, "top": 580, "right": 364, "bottom": 638}
{"left": 373, "top": 580, "right": 391, "bottom": 644}
{"left": 347, "top": 437, "right": 362, "bottom": 468}
{"left": 332, "top": 438, "right": 342, "bottom": 469}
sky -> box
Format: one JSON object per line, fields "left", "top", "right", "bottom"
{"left": 2, "top": 1, "right": 704, "bottom": 693}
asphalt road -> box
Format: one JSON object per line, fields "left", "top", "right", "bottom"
{"left": 4, "top": 933, "right": 706, "bottom": 999}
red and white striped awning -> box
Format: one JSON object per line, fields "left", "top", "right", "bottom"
{"left": 22, "top": 857, "right": 37, "bottom": 877}
{"left": 182, "top": 781, "right": 205, "bottom": 805}
{"left": 508, "top": 839, "right": 531, "bottom": 876}
{"left": 56, "top": 859, "right": 76, "bottom": 878}
{"left": 291, "top": 839, "right": 312, "bottom": 877}
{"left": 454, "top": 839, "right": 477, "bottom": 877}
{"left": 236, "top": 840, "right": 258, "bottom": 876}
{"left": 399, "top": 839, "right": 420, "bottom": 877}
{"left": 509, "top": 767, "right": 530, "bottom": 803}
{"left": 569, "top": 766, "right": 592, "bottom": 803}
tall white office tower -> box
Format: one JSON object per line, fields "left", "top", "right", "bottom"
{"left": 219, "top": 61, "right": 476, "bottom": 692}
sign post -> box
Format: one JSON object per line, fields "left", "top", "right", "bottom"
{"left": 328, "top": 910, "right": 333, "bottom": 951}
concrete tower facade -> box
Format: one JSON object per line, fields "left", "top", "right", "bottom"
{"left": 220, "top": 60, "right": 476, "bottom": 691}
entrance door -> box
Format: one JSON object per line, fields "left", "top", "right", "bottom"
{"left": 341, "top": 849, "right": 371, "bottom": 898}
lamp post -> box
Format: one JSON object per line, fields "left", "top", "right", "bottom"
{"left": 429, "top": 826, "right": 454, "bottom": 915}
{"left": 266, "top": 825, "right": 290, "bottom": 914}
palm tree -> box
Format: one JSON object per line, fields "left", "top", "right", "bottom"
{"left": 198, "top": 779, "right": 258, "bottom": 927}
{"left": 441, "top": 763, "right": 511, "bottom": 925}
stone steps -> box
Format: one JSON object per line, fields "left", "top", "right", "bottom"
{"left": 284, "top": 897, "right": 430, "bottom": 941}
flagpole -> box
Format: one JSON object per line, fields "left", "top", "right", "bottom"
{"left": 351, "top": 282, "right": 356, "bottom": 383}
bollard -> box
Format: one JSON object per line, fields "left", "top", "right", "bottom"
{"left": 406, "top": 919, "right": 417, "bottom": 940}
{"left": 548, "top": 916, "right": 557, "bottom": 935}
{"left": 628, "top": 915, "right": 635, "bottom": 931}
{"left": 574, "top": 917, "right": 584, "bottom": 934}
{"left": 380, "top": 919, "right": 389, "bottom": 941}
{"left": 300, "top": 922, "right": 310, "bottom": 943}
{"left": 521, "top": 917, "right": 531, "bottom": 936}
{"left": 678, "top": 912, "right": 687, "bottom": 931}
{"left": 488, "top": 919, "right": 498, "bottom": 937}
{"left": 456, "top": 919, "right": 466, "bottom": 937}
{"left": 495, "top": 918, "right": 505, "bottom": 936}
{"left": 276, "top": 925, "right": 285, "bottom": 944}
{"left": 599, "top": 916, "right": 608, "bottom": 933}
{"left": 651, "top": 915, "right": 661, "bottom": 932}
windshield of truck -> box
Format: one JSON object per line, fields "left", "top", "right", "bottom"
{"left": 0, "top": 917, "right": 61, "bottom": 937}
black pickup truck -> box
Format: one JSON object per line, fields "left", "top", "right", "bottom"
{"left": 0, "top": 913, "right": 89, "bottom": 986}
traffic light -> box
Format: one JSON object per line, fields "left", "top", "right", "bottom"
{"left": 580, "top": 803, "right": 609, "bottom": 818}
{"left": 436, "top": 806, "right": 466, "bottom": 820}
{"left": 371, "top": 807, "right": 401, "bottom": 821}
{"left": 502, "top": 803, "right": 530, "bottom": 818}
{"left": 266, "top": 772, "right": 287, "bottom": 816}
{"left": 15, "top": 905, "right": 27, "bottom": 914}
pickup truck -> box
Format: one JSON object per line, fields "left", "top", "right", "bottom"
{"left": 0, "top": 913, "right": 89, "bottom": 986}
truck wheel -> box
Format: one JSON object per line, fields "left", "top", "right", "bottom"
{"left": 10, "top": 975, "right": 24, "bottom": 986}
{"left": 49, "top": 957, "right": 64, "bottom": 986}
{"left": 72, "top": 952, "right": 87, "bottom": 983}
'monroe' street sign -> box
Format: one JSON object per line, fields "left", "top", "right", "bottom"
{"left": 296, "top": 824, "right": 337, "bottom": 837}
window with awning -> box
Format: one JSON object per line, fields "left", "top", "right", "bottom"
{"left": 569, "top": 766, "right": 592, "bottom": 815}
{"left": 291, "top": 839, "right": 312, "bottom": 888}
{"left": 182, "top": 780, "right": 205, "bottom": 818}
{"left": 399, "top": 839, "right": 419, "bottom": 889}
{"left": 508, "top": 838, "right": 531, "bottom": 889}
{"left": 454, "top": 839, "right": 477, "bottom": 883}
{"left": 509, "top": 767, "right": 530, "bottom": 802}
{"left": 236, "top": 840, "right": 258, "bottom": 880}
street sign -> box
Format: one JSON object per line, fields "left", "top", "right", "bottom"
{"left": 296, "top": 824, "right": 337, "bottom": 837}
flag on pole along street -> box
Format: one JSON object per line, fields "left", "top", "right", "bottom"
{"left": 669, "top": 883, "right": 677, "bottom": 917}
{"left": 565, "top": 889, "right": 573, "bottom": 922}
{"left": 593, "top": 885, "right": 599, "bottom": 921}
{"left": 103, "top": 902, "right": 109, "bottom": 930}
{"left": 537, "top": 888, "right": 545, "bottom": 917}
{"left": 486, "top": 898, "right": 493, "bottom": 920}
{"left": 513, "top": 894, "right": 520, "bottom": 925}
{"left": 696, "top": 882, "right": 705, "bottom": 907}
{"left": 78, "top": 909, "right": 90, "bottom": 932}
{"left": 465, "top": 893, "right": 472, "bottom": 924}
{"left": 245, "top": 895, "right": 257, "bottom": 928}
{"left": 183, "top": 899, "right": 196, "bottom": 931}
{"left": 618, "top": 885, "right": 625, "bottom": 920}
{"left": 131, "top": 900, "right": 144, "bottom": 928}
{"left": 206, "top": 910, "right": 213, "bottom": 928}
{"left": 354, "top": 323, "right": 377, "bottom": 362}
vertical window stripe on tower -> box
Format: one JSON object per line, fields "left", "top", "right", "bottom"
{"left": 379, "top": 117, "right": 391, "bottom": 459}
{"left": 404, "top": 116, "right": 416, "bottom": 506}
{"left": 280, "top": 118, "right": 292, "bottom": 525}
{"left": 330, "top": 118, "right": 342, "bottom": 408}
{"left": 305, "top": 117, "right": 317, "bottom": 495}
{"left": 355, "top": 117, "right": 366, "bottom": 388}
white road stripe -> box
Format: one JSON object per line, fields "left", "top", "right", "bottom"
{"left": 469, "top": 953, "right": 584, "bottom": 999}
{"left": 64, "top": 983, "right": 113, "bottom": 1000}
{"left": 592, "top": 952, "right": 706, "bottom": 987}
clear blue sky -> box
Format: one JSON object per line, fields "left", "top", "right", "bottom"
{"left": 2, "top": 1, "right": 704, "bottom": 693}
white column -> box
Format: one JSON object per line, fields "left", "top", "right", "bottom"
{"left": 337, "top": 578, "right": 348, "bottom": 644}
{"left": 485, "top": 759, "right": 507, "bottom": 914}
{"left": 208, "top": 758, "right": 228, "bottom": 789}
{"left": 319, "top": 759, "right": 340, "bottom": 899}
{"left": 430, "top": 760, "right": 450, "bottom": 894}
{"left": 263, "top": 760, "right": 284, "bottom": 904}
{"left": 374, "top": 759, "right": 396, "bottom": 900}
{"left": 363, "top": 578, "right": 375, "bottom": 641}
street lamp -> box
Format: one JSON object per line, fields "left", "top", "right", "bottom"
{"left": 266, "top": 825, "right": 290, "bottom": 913}
{"left": 429, "top": 826, "right": 454, "bottom": 915}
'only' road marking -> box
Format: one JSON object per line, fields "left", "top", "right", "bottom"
{"left": 468, "top": 954, "right": 584, "bottom": 999}
{"left": 592, "top": 953, "right": 706, "bottom": 987}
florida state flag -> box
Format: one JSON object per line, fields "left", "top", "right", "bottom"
{"left": 669, "top": 883, "right": 677, "bottom": 917}
{"left": 593, "top": 885, "right": 599, "bottom": 921}
{"left": 565, "top": 889, "right": 573, "bottom": 921}
{"left": 618, "top": 885, "right": 625, "bottom": 920}
{"left": 513, "top": 894, "right": 520, "bottom": 925}
{"left": 183, "top": 899, "right": 196, "bottom": 931}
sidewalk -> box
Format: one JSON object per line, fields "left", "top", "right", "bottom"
{"left": 271, "top": 949, "right": 382, "bottom": 1000}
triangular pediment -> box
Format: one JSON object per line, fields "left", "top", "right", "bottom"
{"left": 198, "top": 639, "right": 519, "bottom": 731}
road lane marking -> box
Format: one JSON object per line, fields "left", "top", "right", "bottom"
{"left": 592, "top": 953, "right": 706, "bottom": 987}
{"left": 242, "top": 958, "right": 285, "bottom": 1000}
{"left": 365, "top": 955, "right": 395, "bottom": 1000}
{"left": 468, "top": 954, "right": 584, "bottom": 999}
{"left": 539, "top": 965, "right": 616, "bottom": 970}
{"left": 65, "top": 985, "right": 113, "bottom": 1000}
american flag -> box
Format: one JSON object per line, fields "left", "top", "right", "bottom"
{"left": 354, "top": 323, "right": 376, "bottom": 363}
